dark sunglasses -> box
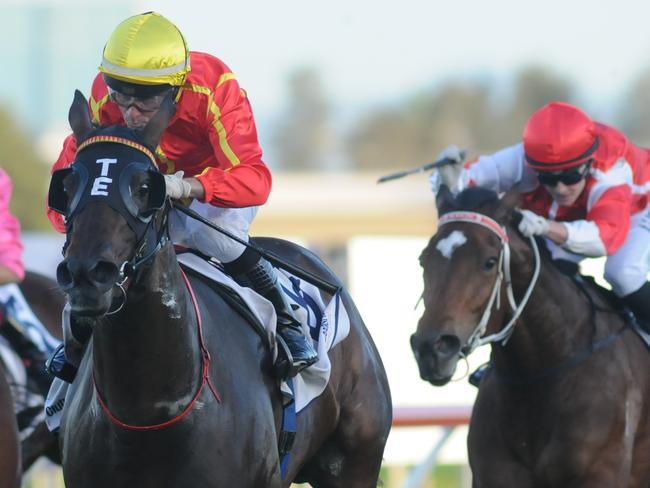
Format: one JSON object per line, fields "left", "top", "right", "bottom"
{"left": 537, "top": 162, "right": 591, "bottom": 187}
{"left": 109, "top": 89, "right": 170, "bottom": 113}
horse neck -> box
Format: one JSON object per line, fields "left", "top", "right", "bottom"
{"left": 491, "top": 250, "right": 596, "bottom": 378}
{"left": 92, "top": 244, "right": 201, "bottom": 419}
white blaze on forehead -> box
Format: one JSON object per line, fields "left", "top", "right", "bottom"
{"left": 436, "top": 230, "right": 467, "bottom": 259}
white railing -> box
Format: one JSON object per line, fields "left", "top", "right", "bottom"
{"left": 392, "top": 406, "right": 472, "bottom": 488}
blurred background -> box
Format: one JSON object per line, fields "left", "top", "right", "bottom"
{"left": 2, "top": 0, "right": 647, "bottom": 486}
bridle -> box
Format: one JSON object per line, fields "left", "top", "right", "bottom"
{"left": 51, "top": 134, "right": 170, "bottom": 313}
{"left": 105, "top": 210, "right": 170, "bottom": 315}
{"left": 437, "top": 211, "right": 541, "bottom": 355}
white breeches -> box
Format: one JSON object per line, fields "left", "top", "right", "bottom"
{"left": 546, "top": 208, "right": 650, "bottom": 297}
{"left": 168, "top": 200, "right": 258, "bottom": 264}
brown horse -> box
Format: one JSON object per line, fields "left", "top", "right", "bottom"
{"left": 48, "top": 91, "right": 391, "bottom": 487}
{"left": 0, "top": 361, "right": 20, "bottom": 488}
{"left": 411, "top": 185, "right": 650, "bottom": 487}
{"left": 0, "top": 271, "right": 65, "bottom": 482}
{"left": 17, "top": 271, "right": 65, "bottom": 471}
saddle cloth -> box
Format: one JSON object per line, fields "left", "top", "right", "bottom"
{"left": 177, "top": 252, "right": 351, "bottom": 412}
{"left": 0, "top": 283, "right": 55, "bottom": 439}
{"left": 45, "top": 254, "right": 350, "bottom": 432}
{"left": 0, "top": 336, "right": 45, "bottom": 440}
{"left": 0, "top": 283, "right": 60, "bottom": 355}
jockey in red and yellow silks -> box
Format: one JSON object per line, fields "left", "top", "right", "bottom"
{"left": 48, "top": 51, "right": 271, "bottom": 233}
{"left": 48, "top": 12, "right": 317, "bottom": 376}
{"left": 434, "top": 101, "right": 650, "bottom": 329}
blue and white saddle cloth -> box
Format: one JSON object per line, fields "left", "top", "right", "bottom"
{"left": 178, "top": 253, "right": 351, "bottom": 412}
{"left": 0, "top": 283, "right": 60, "bottom": 440}
{"left": 0, "top": 337, "right": 46, "bottom": 440}
{"left": 0, "top": 283, "right": 60, "bottom": 356}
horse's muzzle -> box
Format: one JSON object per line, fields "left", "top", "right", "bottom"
{"left": 410, "top": 332, "right": 461, "bottom": 386}
{"left": 57, "top": 258, "right": 120, "bottom": 315}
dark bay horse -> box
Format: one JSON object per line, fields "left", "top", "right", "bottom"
{"left": 411, "top": 186, "right": 650, "bottom": 487}
{"left": 49, "top": 91, "right": 391, "bottom": 487}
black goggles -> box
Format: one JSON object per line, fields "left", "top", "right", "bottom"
{"left": 536, "top": 161, "right": 591, "bottom": 187}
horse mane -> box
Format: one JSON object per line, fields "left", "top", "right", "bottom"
{"left": 441, "top": 186, "right": 500, "bottom": 213}
{"left": 80, "top": 125, "right": 149, "bottom": 148}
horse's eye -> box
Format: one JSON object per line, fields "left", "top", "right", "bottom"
{"left": 484, "top": 257, "right": 498, "bottom": 271}
{"left": 137, "top": 183, "right": 150, "bottom": 198}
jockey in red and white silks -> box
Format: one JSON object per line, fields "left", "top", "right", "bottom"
{"left": 434, "top": 101, "right": 650, "bottom": 326}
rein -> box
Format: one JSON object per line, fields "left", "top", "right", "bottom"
{"left": 437, "top": 211, "right": 541, "bottom": 354}
{"left": 105, "top": 203, "right": 171, "bottom": 315}
{"left": 94, "top": 269, "right": 221, "bottom": 430}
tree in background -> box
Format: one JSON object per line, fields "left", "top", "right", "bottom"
{"left": 618, "top": 68, "right": 650, "bottom": 147}
{"left": 498, "top": 65, "right": 575, "bottom": 145}
{"left": 0, "top": 106, "right": 51, "bottom": 231}
{"left": 345, "top": 81, "right": 495, "bottom": 170}
{"left": 272, "top": 67, "right": 338, "bottom": 171}
{"left": 345, "top": 64, "right": 576, "bottom": 170}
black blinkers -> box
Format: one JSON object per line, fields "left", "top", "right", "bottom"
{"left": 48, "top": 136, "right": 166, "bottom": 234}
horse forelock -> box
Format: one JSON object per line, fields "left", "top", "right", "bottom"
{"left": 423, "top": 187, "right": 503, "bottom": 262}
{"left": 450, "top": 187, "right": 500, "bottom": 213}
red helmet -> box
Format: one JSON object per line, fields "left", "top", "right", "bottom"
{"left": 523, "top": 101, "right": 599, "bottom": 171}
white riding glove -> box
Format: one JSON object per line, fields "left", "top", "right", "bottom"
{"left": 429, "top": 144, "right": 464, "bottom": 194}
{"left": 164, "top": 171, "right": 192, "bottom": 200}
{"left": 518, "top": 209, "right": 550, "bottom": 237}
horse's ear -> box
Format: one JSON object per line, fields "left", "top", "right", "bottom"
{"left": 69, "top": 90, "right": 93, "bottom": 143}
{"left": 435, "top": 184, "right": 455, "bottom": 215}
{"left": 495, "top": 190, "right": 522, "bottom": 224}
{"left": 138, "top": 93, "right": 176, "bottom": 150}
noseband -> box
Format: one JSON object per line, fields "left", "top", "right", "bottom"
{"left": 437, "top": 211, "right": 541, "bottom": 354}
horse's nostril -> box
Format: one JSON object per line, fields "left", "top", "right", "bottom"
{"left": 90, "top": 261, "right": 120, "bottom": 287}
{"left": 435, "top": 335, "right": 462, "bottom": 357}
{"left": 56, "top": 261, "right": 73, "bottom": 289}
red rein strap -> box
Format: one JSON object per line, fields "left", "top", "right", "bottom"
{"left": 94, "top": 269, "right": 221, "bottom": 431}
{"left": 438, "top": 211, "right": 509, "bottom": 243}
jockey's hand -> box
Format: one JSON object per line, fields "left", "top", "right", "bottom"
{"left": 164, "top": 171, "right": 192, "bottom": 200}
{"left": 436, "top": 144, "right": 464, "bottom": 165}
{"left": 517, "top": 209, "right": 550, "bottom": 237}
{"left": 430, "top": 144, "right": 464, "bottom": 194}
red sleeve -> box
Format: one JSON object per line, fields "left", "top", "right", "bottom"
{"left": 587, "top": 185, "right": 631, "bottom": 255}
{"left": 47, "top": 74, "right": 124, "bottom": 232}
{"left": 89, "top": 73, "right": 124, "bottom": 126}
{"left": 196, "top": 79, "right": 271, "bottom": 207}
{"left": 47, "top": 134, "right": 77, "bottom": 233}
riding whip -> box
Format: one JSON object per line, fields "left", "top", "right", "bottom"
{"left": 172, "top": 203, "right": 341, "bottom": 295}
{"left": 376, "top": 150, "right": 468, "bottom": 183}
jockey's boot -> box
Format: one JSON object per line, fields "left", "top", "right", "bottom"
{"left": 225, "top": 249, "right": 318, "bottom": 378}
{"left": 0, "top": 322, "right": 52, "bottom": 397}
{"left": 623, "top": 282, "right": 650, "bottom": 333}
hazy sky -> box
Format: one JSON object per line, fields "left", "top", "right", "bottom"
{"left": 135, "top": 0, "right": 650, "bottom": 122}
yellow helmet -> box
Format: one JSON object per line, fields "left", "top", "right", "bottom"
{"left": 99, "top": 12, "right": 190, "bottom": 91}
